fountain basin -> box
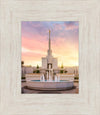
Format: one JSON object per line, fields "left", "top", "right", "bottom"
{"left": 26, "top": 80, "right": 74, "bottom": 91}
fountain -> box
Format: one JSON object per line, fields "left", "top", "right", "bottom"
{"left": 40, "top": 64, "right": 60, "bottom": 82}
{"left": 26, "top": 64, "right": 74, "bottom": 91}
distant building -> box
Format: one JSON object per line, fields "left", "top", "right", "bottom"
{"left": 22, "top": 66, "right": 33, "bottom": 75}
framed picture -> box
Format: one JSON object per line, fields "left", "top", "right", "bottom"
{"left": 21, "top": 21, "right": 79, "bottom": 94}
{"left": 0, "top": 0, "right": 100, "bottom": 115}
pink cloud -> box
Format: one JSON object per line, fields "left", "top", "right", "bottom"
{"left": 22, "top": 35, "right": 48, "bottom": 52}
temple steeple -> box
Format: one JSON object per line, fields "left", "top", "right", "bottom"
{"left": 42, "top": 30, "right": 58, "bottom": 69}
{"left": 47, "top": 30, "right": 52, "bottom": 57}
{"left": 49, "top": 30, "right": 51, "bottom": 50}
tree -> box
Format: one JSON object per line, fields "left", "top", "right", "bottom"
{"left": 61, "top": 63, "right": 64, "bottom": 69}
{"left": 60, "top": 63, "right": 64, "bottom": 73}
{"left": 21, "top": 61, "right": 24, "bottom": 77}
{"left": 21, "top": 61, "right": 24, "bottom": 67}
{"left": 37, "top": 64, "right": 39, "bottom": 69}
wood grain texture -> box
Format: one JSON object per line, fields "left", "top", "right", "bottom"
{"left": 0, "top": 0, "right": 100, "bottom": 115}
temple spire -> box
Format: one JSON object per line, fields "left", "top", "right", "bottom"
{"left": 49, "top": 30, "right": 51, "bottom": 50}
{"left": 47, "top": 30, "right": 52, "bottom": 57}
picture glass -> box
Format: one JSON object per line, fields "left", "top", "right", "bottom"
{"left": 21, "top": 21, "right": 79, "bottom": 94}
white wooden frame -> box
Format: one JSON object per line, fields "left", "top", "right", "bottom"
{"left": 0, "top": 0, "right": 100, "bottom": 115}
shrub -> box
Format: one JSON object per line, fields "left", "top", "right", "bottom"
{"left": 36, "top": 70, "right": 40, "bottom": 73}
{"left": 60, "top": 70, "right": 63, "bottom": 73}
{"left": 33, "top": 70, "right": 36, "bottom": 73}
{"left": 21, "top": 76, "right": 26, "bottom": 79}
{"left": 33, "top": 70, "right": 40, "bottom": 73}
{"left": 65, "top": 71, "right": 68, "bottom": 73}
{"left": 74, "top": 77, "right": 79, "bottom": 80}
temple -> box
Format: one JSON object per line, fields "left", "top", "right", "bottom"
{"left": 42, "top": 30, "right": 58, "bottom": 69}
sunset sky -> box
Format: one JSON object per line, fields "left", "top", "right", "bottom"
{"left": 22, "top": 21, "right": 79, "bottom": 67}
